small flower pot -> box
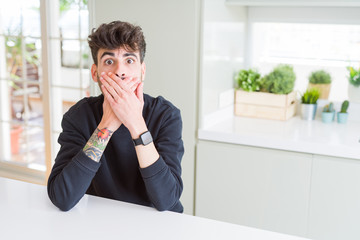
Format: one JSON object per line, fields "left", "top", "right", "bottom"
{"left": 321, "top": 111, "right": 335, "bottom": 123}
{"left": 301, "top": 104, "right": 317, "bottom": 121}
{"left": 337, "top": 112, "right": 349, "bottom": 124}
{"left": 10, "top": 125, "right": 23, "bottom": 154}
{"left": 348, "top": 84, "right": 360, "bottom": 103}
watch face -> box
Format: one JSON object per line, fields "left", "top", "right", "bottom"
{"left": 141, "top": 131, "right": 153, "bottom": 145}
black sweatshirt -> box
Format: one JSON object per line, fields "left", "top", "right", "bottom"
{"left": 47, "top": 94, "right": 184, "bottom": 212}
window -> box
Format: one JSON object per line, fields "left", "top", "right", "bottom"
{"left": 251, "top": 23, "right": 360, "bottom": 101}
{"left": 0, "top": 0, "right": 91, "bottom": 184}
{"left": 247, "top": 7, "right": 360, "bottom": 101}
{"left": 49, "top": 0, "right": 91, "bottom": 164}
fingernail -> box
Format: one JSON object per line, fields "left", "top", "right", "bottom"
{"left": 101, "top": 72, "right": 105, "bottom": 76}
{"left": 108, "top": 72, "right": 112, "bottom": 76}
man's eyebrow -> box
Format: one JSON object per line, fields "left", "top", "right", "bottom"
{"left": 123, "top": 52, "right": 138, "bottom": 59}
{"left": 100, "top": 52, "right": 115, "bottom": 59}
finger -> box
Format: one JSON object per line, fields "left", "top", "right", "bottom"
{"left": 101, "top": 84, "right": 116, "bottom": 104}
{"left": 101, "top": 73, "right": 124, "bottom": 98}
{"left": 109, "top": 72, "right": 133, "bottom": 92}
{"left": 130, "top": 82, "right": 138, "bottom": 92}
{"left": 100, "top": 76, "right": 122, "bottom": 102}
{"left": 103, "top": 72, "right": 124, "bottom": 94}
{"left": 112, "top": 74, "right": 140, "bottom": 92}
{"left": 128, "top": 77, "right": 141, "bottom": 92}
{"left": 120, "top": 75, "right": 134, "bottom": 83}
{"left": 136, "top": 82, "right": 144, "bottom": 103}
{"left": 100, "top": 76, "right": 117, "bottom": 99}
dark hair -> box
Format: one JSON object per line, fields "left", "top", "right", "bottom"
{"left": 88, "top": 21, "right": 146, "bottom": 65}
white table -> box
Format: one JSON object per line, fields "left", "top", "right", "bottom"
{"left": 0, "top": 177, "right": 312, "bottom": 240}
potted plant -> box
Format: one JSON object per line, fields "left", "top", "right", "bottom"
{"left": 347, "top": 66, "right": 360, "bottom": 103}
{"left": 260, "top": 64, "right": 296, "bottom": 95}
{"left": 321, "top": 102, "right": 335, "bottom": 123}
{"left": 337, "top": 100, "right": 350, "bottom": 124}
{"left": 234, "top": 65, "right": 297, "bottom": 121}
{"left": 301, "top": 88, "right": 320, "bottom": 120}
{"left": 234, "top": 68, "right": 261, "bottom": 92}
{"left": 308, "top": 70, "right": 332, "bottom": 99}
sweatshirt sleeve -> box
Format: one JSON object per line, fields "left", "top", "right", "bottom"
{"left": 139, "top": 107, "right": 184, "bottom": 212}
{"left": 47, "top": 116, "right": 101, "bottom": 211}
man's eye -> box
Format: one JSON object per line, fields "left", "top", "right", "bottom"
{"left": 127, "top": 59, "right": 134, "bottom": 64}
{"left": 105, "top": 59, "right": 113, "bottom": 65}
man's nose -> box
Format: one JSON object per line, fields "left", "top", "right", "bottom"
{"left": 114, "top": 62, "right": 126, "bottom": 79}
{"left": 115, "top": 73, "right": 125, "bottom": 80}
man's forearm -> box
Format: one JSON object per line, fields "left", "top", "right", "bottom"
{"left": 83, "top": 127, "right": 113, "bottom": 162}
{"left": 128, "top": 119, "right": 159, "bottom": 168}
{"left": 135, "top": 141, "right": 160, "bottom": 169}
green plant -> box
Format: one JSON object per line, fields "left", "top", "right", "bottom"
{"left": 59, "top": 0, "right": 88, "bottom": 12}
{"left": 309, "top": 70, "right": 331, "bottom": 84}
{"left": 5, "top": 27, "right": 39, "bottom": 80}
{"left": 340, "top": 100, "right": 349, "bottom": 113}
{"left": 301, "top": 88, "right": 320, "bottom": 104}
{"left": 323, "top": 102, "right": 334, "bottom": 112}
{"left": 261, "top": 64, "right": 296, "bottom": 94}
{"left": 5, "top": 27, "right": 40, "bottom": 120}
{"left": 234, "top": 69, "right": 261, "bottom": 92}
{"left": 347, "top": 66, "right": 360, "bottom": 87}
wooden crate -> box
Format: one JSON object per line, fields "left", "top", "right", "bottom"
{"left": 234, "top": 90, "right": 296, "bottom": 121}
{"left": 308, "top": 83, "right": 331, "bottom": 99}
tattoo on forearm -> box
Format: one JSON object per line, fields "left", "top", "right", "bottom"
{"left": 83, "top": 128, "right": 113, "bottom": 162}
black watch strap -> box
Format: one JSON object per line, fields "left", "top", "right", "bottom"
{"left": 133, "top": 137, "right": 143, "bottom": 146}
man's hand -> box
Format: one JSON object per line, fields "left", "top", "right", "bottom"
{"left": 100, "top": 72, "right": 146, "bottom": 138}
{"left": 99, "top": 97, "right": 122, "bottom": 132}
{"left": 100, "top": 71, "right": 159, "bottom": 169}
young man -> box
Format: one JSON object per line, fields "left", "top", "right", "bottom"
{"left": 47, "top": 21, "right": 184, "bottom": 213}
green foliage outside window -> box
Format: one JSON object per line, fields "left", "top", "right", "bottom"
{"left": 5, "top": 27, "right": 39, "bottom": 81}
{"left": 60, "top": 0, "right": 88, "bottom": 12}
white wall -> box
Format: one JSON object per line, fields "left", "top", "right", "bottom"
{"left": 92, "top": 0, "right": 201, "bottom": 214}
{"left": 199, "top": 0, "right": 246, "bottom": 127}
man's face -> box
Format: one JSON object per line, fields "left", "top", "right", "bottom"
{"left": 91, "top": 47, "right": 146, "bottom": 91}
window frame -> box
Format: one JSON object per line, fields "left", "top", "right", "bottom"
{"left": 0, "top": 0, "right": 94, "bottom": 184}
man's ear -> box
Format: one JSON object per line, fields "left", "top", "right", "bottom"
{"left": 91, "top": 64, "right": 98, "bottom": 82}
{"left": 141, "top": 62, "right": 146, "bottom": 81}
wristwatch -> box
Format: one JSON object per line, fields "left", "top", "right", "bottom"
{"left": 133, "top": 131, "right": 153, "bottom": 146}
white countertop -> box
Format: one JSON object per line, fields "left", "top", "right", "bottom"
{"left": 198, "top": 115, "right": 360, "bottom": 160}
{"left": 0, "top": 177, "right": 311, "bottom": 240}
